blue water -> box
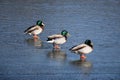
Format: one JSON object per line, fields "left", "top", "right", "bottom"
{"left": 0, "top": 0, "right": 120, "bottom": 80}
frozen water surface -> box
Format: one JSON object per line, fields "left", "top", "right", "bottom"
{"left": 0, "top": 0, "right": 120, "bottom": 80}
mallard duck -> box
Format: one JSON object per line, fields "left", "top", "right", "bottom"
{"left": 47, "top": 30, "right": 70, "bottom": 49}
{"left": 24, "top": 20, "right": 45, "bottom": 40}
{"left": 69, "top": 40, "right": 93, "bottom": 60}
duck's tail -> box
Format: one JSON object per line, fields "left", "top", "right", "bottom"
{"left": 47, "top": 38, "right": 54, "bottom": 43}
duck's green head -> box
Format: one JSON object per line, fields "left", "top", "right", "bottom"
{"left": 61, "top": 30, "right": 70, "bottom": 36}
{"left": 85, "top": 39, "right": 93, "bottom": 48}
{"left": 36, "top": 20, "right": 44, "bottom": 26}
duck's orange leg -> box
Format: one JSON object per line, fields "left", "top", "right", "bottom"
{"left": 80, "top": 54, "right": 86, "bottom": 61}
{"left": 53, "top": 44, "right": 60, "bottom": 49}
{"left": 33, "top": 34, "right": 39, "bottom": 41}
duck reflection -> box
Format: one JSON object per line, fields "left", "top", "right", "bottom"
{"left": 70, "top": 60, "right": 93, "bottom": 74}
{"left": 25, "top": 38, "right": 42, "bottom": 48}
{"left": 47, "top": 49, "right": 67, "bottom": 62}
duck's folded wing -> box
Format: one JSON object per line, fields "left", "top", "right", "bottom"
{"left": 47, "top": 34, "right": 63, "bottom": 43}
{"left": 24, "top": 25, "right": 38, "bottom": 33}
{"left": 70, "top": 44, "right": 87, "bottom": 51}
{"left": 48, "top": 34, "right": 63, "bottom": 39}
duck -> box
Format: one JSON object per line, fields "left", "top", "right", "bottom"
{"left": 47, "top": 30, "right": 70, "bottom": 49}
{"left": 69, "top": 39, "right": 93, "bottom": 61}
{"left": 24, "top": 20, "right": 45, "bottom": 40}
